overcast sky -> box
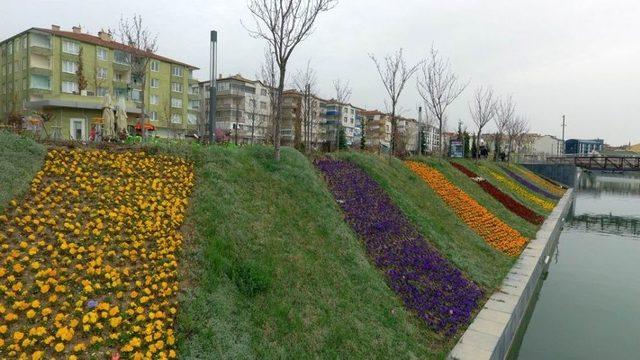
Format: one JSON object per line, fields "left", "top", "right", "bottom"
{"left": 2, "top": 0, "right": 639, "bottom": 145}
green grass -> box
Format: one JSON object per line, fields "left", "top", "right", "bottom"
{"left": 333, "top": 152, "right": 513, "bottom": 291}
{"left": 0, "top": 132, "right": 45, "bottom": 213}
{"left": 172, "top": 145, "right": 445, "bottom": 359}
{"left": 412, "top": 157, "right": 540, "bottom": 239}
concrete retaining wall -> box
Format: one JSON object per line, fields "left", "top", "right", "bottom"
{"left": 521, "top": 163, "right": 577, "bottom": 187}
{"left": 448, "top": 189, "right": 575, "bottom": 360}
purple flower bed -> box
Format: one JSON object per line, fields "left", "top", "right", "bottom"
{"left": 501, "top": 166, "right": 560, "bottom": 200}
{"left": 315, "top": 159, "right": 483, "bottom": 335}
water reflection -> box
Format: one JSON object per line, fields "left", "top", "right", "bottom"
{"left": 513, "top": 170, "right": 640, "bottom": 359}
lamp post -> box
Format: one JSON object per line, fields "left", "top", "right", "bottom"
{"left": 208, "top": 30, "right": 218, "bottom": 144}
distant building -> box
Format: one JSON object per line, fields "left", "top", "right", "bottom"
{"left": 198, "top": 74, "right": 273, "bottom": 144}
{"left": 565, "top": 138, "right": 604, "bottom": 155}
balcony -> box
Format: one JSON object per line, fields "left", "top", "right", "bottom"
{"left": 217, "top": 88, "right": 245, "bottom": 97}
{"left": 325, "top": 110, "right": 341, "bottom": 117}
{"left": 30, "top": 66, "right": 51, "bottom": 77}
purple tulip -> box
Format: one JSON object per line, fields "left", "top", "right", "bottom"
{"left": 315, "top": 159, "right": 483, "bottom": 335}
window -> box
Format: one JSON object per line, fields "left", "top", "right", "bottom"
{"left": 189, "top": 100, "right": 199, "bottom": 110}
{"left": 260, "top": 101, "right": 267, "bottom": 109}
{"left": 62, "top": 60, "right": 78, "bottom": 74}
{"left": 171, "top": 82, "right": 182, "bottom": 93}
{"left": 61, "top": 81, "right": 78, "bottom": 93}
{"left": 97, "top": 67, "right": 108, "bottom": 79}
{"left": 150, "top": 111, "right": 158, "bottom": 121}
{"left": 150, "top": 61, "right": 159, "bottom": 72}
{"left": 171, "top": 113, "right": 181, "bottom": 123}
{"left": 114, "top": 50, "right": 130, "bottom": 64}
{"left": 131, "top": 89, "right": 141, "bottom": 102}
{"left": 261, "top": 89, "right": 268, "bottom": 96}
{"left": 171, "top": 66, "right": 182, "bottom": 77}
{"left": 189, "top": 86, "right": 199, "bottom": 95}
{"left": 97, "top": 48, "right": 108, "bottom": 61}
{"left": 97, "top": 87, "right": 108, "bottom": 97}
{"left": 150, "top": 78, "right": 159, "bottom": 88}
{"left": 187, "top": 113, "right": 197, "bottom": 125}
{"left": 114, "top": 72, "right": 124, "bottom": 82}
{"left": 150, "top": 94, "right": 159, "bottom": 105}
{"left": 62, "top": 41, "right": 80, "bottom": 55}
{"left": 30, "top": 33, "right": 51, "bottom": 48}
{"left": 171, "top": 98, "right": 182, "bottom": 108}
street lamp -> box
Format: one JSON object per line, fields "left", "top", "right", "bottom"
{"left": 208, "top": 30, "right": 218, "bottom": 144}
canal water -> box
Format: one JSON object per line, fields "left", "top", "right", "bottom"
{"left": 511, "top": 171, "right": 640, "bottom": 359}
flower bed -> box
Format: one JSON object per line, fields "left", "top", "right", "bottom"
{"left": 315, "top": 159, "right": 482, "bottom": 335}
{"left": 450, "top": 162, "right": 544, "bottom": 225}
{"left": 507, "top": 165, "right": 565, "bottom": 197}
{"left": 483, "top": 168, "right": 555, "bottom": 211}
{"left": 0, "top": 148, "right": 193, "bottom": 358}
{"left": 406, "top": 161, "right": 527, "bottom": 256}
{"left": 500, "top": 166, "right": 560, "bottom": 200}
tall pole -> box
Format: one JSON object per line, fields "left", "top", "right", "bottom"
{"left": 208, "top": 30, "right": 218, "bottom": 144}
{"left": 561, "top": 114, "right": 566, "bottom": 155}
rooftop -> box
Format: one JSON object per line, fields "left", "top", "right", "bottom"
{"left": 27, "top": 26, "right": 198, "bottom": 69}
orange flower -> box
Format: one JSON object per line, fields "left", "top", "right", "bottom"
{"left": 406, "top": 161, "right": 527, "bottom": 256}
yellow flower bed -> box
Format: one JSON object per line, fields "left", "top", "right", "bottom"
{"left": 485, "top": 168, "right": 554, "bottom": 211}
{"left": 406, "top": 161, "right": 527, "bottom": 256}
{"left": 0, "top": 148, "right": 193, "bottom": 358}
{"left": 508, "top": 165, "right": 565, "bottom": 198}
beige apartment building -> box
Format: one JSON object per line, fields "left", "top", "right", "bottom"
{"left": 197, "top": 74, "right": 273, "bottom": 144}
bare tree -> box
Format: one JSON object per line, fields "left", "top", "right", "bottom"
{"left": 76, "top": 47, "right": 88, "bottom": 92}
{"left": 246, "top": 0, "right": 337, "bottom": 160}
{"left": 469, "top": 86, "right": 497, "bottom": 159}
{"left": 114, "top": 15, "right": 158, "bottom": 139}
{"left": 494, "top": 95, "right": 515, "bottom": 160}
{"left": 246, "top": 92, "right": 265, "bottom": 145}
{"left": 506, "top": 115, "right": 529, "bottom": 161}
{"left": 258, "top": 47, "right": 278, "bottom": 144}
{"left": 293, "top": 61, "right": 317, "bottom": 152}
{"left": 416, "top": 46, "right": 467, "bottom": 157}
{"left": 333, "top": 78, "right": 352, "bottom": 104}
{"left": 369, "top": 48, "right": 421, "bottom": 155}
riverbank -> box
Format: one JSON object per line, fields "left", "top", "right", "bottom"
{"left": 448, "top": 188, "right": 575, "bottom": 360}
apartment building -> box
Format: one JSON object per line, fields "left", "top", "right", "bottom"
{"left": 280, "top": 89, "right": 326, "bottom": 148}
{"left": 322, "top": 100, "right": 359, "bottom": 146}
{"left": 0, "top": 25, "right": 199, "bottom": 140}
{"left": 198, "top": 74, "right": 273, "bottom": 144}
{"left": 361, "top": 110, "right": 391, "bottom": 151}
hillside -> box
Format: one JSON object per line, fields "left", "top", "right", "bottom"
{"left": 0, "top": 132, "right": 45, "bottom": 212}
{"left": 0, "top": 136, "right": 564, "bottom": 358}
{"left": 175, "top": 146, "right": 441, "bottom": 358}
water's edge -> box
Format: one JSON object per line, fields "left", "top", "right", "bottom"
{"left": 448, "top": 189, "right": 576, "bottom": 360}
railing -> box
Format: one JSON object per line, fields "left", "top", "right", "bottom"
{"left": 547, "top": 156, "right": 640, "bottom": 171}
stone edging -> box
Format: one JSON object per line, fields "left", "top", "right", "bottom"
{"left": 448, "top": 189, "right": 575, "bottom": 360}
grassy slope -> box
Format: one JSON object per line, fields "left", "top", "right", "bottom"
{"left": 174, "top": 146, "right": 442, "bottom": 359}
{"left": 412, "top": 157, "right": 539, "bottom": 240}
{"left": 0, "top": 132, "right": 45, "bottom": 212}
{"left": 334, "top": 152, "right": 512, "bottom": 291}
{"left": 456, "top": 159, "right": 553, "bottom": 215}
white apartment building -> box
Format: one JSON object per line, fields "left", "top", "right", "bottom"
{"left": 198, "top": 74, "right": 273, "bottom": 144}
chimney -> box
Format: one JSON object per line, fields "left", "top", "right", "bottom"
{"left": 72, "top": 26, "right": 81, "bottom": 34}
{"left": 51, "top": 24, "right": 60, "bottom": 31}
{"left": 218, "top": 73, "right": 222, "bottom": 79}
{"left": 98, "top": 30, "right": 112, "bottom": 42}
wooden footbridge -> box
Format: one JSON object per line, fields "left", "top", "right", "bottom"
{"left": 567, "top": 213, "right": 640, "bottom": 237}
{"left": 547, "top": 156, "right": 640, "bottom": 171}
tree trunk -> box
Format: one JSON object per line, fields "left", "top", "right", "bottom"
{"left": 274, "top": 67, "right": 286, "bottom": 161}
{"left": 476, "top": 129, "right": 482, "bottom": 160}
{"left": 390, "top": 103, "right": 396, "bottom": 155}
{"left": 140, "top": 79, "right": 146, "bottom": 140}
{"left": 438, "top": 117, "right": 443, "bottom": 157}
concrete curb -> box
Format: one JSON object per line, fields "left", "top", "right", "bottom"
{"left": 448, "top": 189, "right": 575, "bottom": 360}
